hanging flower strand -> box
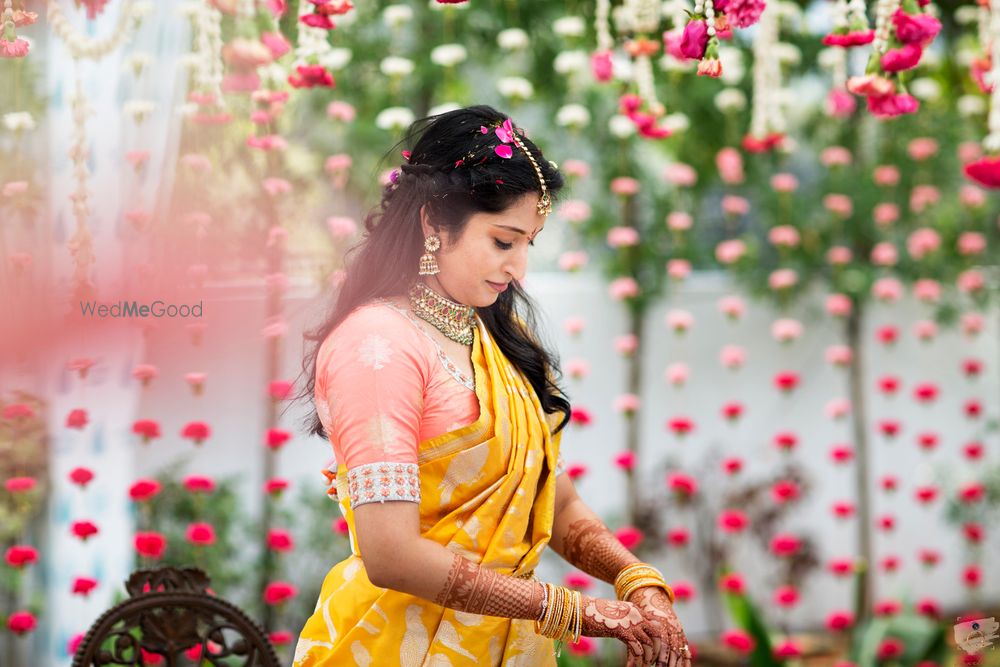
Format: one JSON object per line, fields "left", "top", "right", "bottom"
{"left": 1, "top": 0, "right": 31, "bottom": 58}
{"left": 681, "top": 0, "right": 765, "bottom": 75}
{"left": 823, "top": 0, "right": 874, "bottom": 47}
{"left": 965, "top": 0, "right": 1000, "bottom": 187}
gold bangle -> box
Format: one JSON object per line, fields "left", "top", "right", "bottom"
{"left": 615, "top": 563, "right": 674, "bottom": 603}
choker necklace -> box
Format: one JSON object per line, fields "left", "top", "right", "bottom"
{"left": 409, "top": 283, "right": 476, "bottom": 345}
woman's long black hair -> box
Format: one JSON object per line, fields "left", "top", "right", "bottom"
{"left": 299, "top": 104, "right": 571, "bottom": 438}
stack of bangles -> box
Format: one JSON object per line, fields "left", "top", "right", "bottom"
{"left": 534, "top": 582, "right": 582, "bottom": 646}
{"left": 614, "top": 563, "right": 675, "bottom": 603}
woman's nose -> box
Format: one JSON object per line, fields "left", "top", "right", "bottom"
{"left": 504, "top": 246, "right": 529, "bottom": 282}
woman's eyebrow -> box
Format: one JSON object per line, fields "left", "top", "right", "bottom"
{"left": 491, "top": 223, "right": 545, "bottom": 237}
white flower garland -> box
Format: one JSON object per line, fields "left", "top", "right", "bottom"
{"left": 750, "top": 2, "right": 784, "bottom": 137}
{"left": 193, "top": 0, "right": 223, "bottom": 102}
{"left": 595, "top": 0, "right": 613, "bottom": 52}
{"left": 294, "top": 0, "right": 333, "bottom": 69}
{"left": 47, "top": 0, "right": 148, "bottom": 60}
{"left": 67, "top": 80, "right": 95, "bottom": 288}
{"left": 984, "top": 0, "right": 1000, "bottom": 151}
{"left": 848, "top": 0, "right": 868, "bottom": 28}
{"left": 830, "top": 0, "right": 849, "bottom": 30}
{"left": 627, "top": 0, "right": 661, "bottom": 33}
{"left": 872, "top": 0, "right": 901, "bottom": 53}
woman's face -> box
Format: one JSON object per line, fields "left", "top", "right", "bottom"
{"left": 421, "top": 193, "right": 545, "bottom": 308}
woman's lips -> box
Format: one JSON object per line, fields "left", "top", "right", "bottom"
{"left": 487, "top": 281, "right": 508, "bottom": 293}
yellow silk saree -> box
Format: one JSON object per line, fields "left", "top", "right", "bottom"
{"left": 294, "top": 319, "right": 562, "bottom": 666}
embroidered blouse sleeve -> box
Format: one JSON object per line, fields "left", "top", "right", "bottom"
{"left": 317, "top": 305, "right": 429, "bottom": 509}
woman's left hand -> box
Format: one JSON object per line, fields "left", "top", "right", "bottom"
{"left": 624, "top": 587, "right": 691, "bottom": 667}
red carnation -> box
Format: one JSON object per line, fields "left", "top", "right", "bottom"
{"left": 569, "top": 407, "right": 592, "bottom": 426}
{"left": 186, "top": 522, "right": 216, "bottom": 546}
{"left": 567, "top": 463, "right": 588, "bottom": 480}
{"left": 916, "top": 432, "right": 938, "bottom": 451}
{"left": 66, "top": 408, "right": 89, "bottom": 429}
{"left": 830, "top": 444, "right": 854, "bottom": 463}
{"left": 69, "top": 466, "right": 95, "bottom": 488}
{"left": 288, "top": 65, "right": 334, "bottom": 89}
{"left": 132, "top": 419, "right": 162, "bottom": 443}
{"left": 773, "top": 371, "right": 800, "bottom": 392}
{"left": 666, "top": 527, "right": 689, "bottom": 547}
{"left": 880, "top": 475, "right": 898, "bottom": 491}
{"left": 267, "top": 528, "right": 294, "bottom": 552}
{"left": 914, "top": 486, "right": 938, "bottom": 504}
{"left": 718, "top": 509, "right": 748, "bottom": 533}
{"left": 721, "top": 401, "right": 744, "bottom": 421}
{"left": 71, "top": 520, "right": 99, "bottom": 541}
{"left": 5, "top": 545, "right": 38, "bottom": 568}
{"left": 822, "top": 30, "right": 874, "bottom": 47}
{"left": 915, "top": 597, "right": 940, "bottom": 617}
{"left": 964, "top": 442, "right": 984, "bottom": 460}
{"left": 876, "top": 325, "right": 899, "bottom": 345}
{"left": 912, "top": 382, "right": 938, "bottom": 403}
{"left": 5, "top": 477, "right": 36, "bottom": 493}
{"left": 72, "top": 576, "right": 98, "bottom": 596}
{"left": 299, "top": 13, "right": 334, "bottom": 29}
{"left": 183, "top": 475, "right": 216, "bottom": 493}
{"left": 266, "top": 428, "right": 292, "bottom": 450}
{"left": 264, "top": 581, "right": 297, "bottom": 605}
{"left": 772, "top": 431, "right": 798, "bottom": 452}
{"left": 181, "top": 421, "right": 211, "bottom": 445}
{"left": 964, "top": 156, "right": 1000, "bottom": 188}
{"left": 134, "top": 531, "right": 167, "bottom": 559}
{"left": 877, "top": 375, "right": 900, "bottom": 395}
{"left": 666, "top": 416, "right": 695, "bottom": 436}
{"left": 964, "top": 399, "right": 982, "bottom": 418}
{"left": 129, "top": 479, "right": 162, "bottom": 502}
{"left": 962, "top": 564, "right": 982, "bottom": 587}
{"left": 742, "top": 133, "right": 785, "bottom": 153}
{"left": 7, "top": 611, "right": 36, "bottom": 635}
{"left": 877, "top": 514, "right": 896, "bottom": 531}
{"left": 867, "top": 93, "right": 919, "bottom": 118}
{"left": 770, "top": 533, "right": 800, "bottom": 557}
{"left": 828, "top": 557, "right": 854, "bottom": 576}
{"left": 722, "top": 457, "right": 743, "bottom": 474}
{"left": 959, "top": 483, "right": 985, "bottom": 504}
{"left": 268, "top": 379, "right": 295, "bottom": 400}
{"left": 878, "top": 420, "right": 901, "bottom": 438}
{"left": 3, "top": 403, "right": 35, "bottom": 420}
{"left": 667, "top": 472, "right": 698, "bottom": 496}
{"left": 774, "top": 584, "right": 799, "bottom": 607}
{"left": 722, "top": 629, "right": 754, "bottom": 653}
{"left": 719, "top": 572, "right": 745, "bottom": 594}
{"left": 962, "top": 358, "right": 983, "bottom": 377}
{"left": 876, "top": 638, "right": 904, "bottom": 661}
{"left": 881, "top": 43, "right": 923, "bottom": 72}
{"left": 918, "top": 548, "right": 941, "bottom": 566}
{"left": 832, "top": 500, "right": 855, "bottom": 518}
{"left": 826, "top": 610, "right": 854, "bottom": 631}
{"left": 874, "top": 599, "right": 902, "bottom": 616}
{"left": 771, "top": 480, "right": 800, "bottom": 503}
{"left": 269, "top": 631, "right": 294, "bottom": 645}
{"left": 265, "top": 478, "right": 290, "bottom": 496}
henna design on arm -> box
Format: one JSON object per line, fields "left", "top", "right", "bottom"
{"left": 433, "top": 553, "right": 544, "bottom": 620}
{"left": 559, "top": 518, "right": 640, "bottom": 584}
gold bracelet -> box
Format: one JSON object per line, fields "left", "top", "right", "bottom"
{"left": 615, "top": 563, "right": 675, "bottom": 603}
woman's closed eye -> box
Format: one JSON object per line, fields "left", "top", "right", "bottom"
{"left": 494, "top": 239, "right": 534, "bottom": 250}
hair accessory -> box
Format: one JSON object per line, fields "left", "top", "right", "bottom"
{"left": 409, "top": 282, "right": 476, "bottom": 345}
{"left": 418, "top": 234, "right": 441, "bottom": 276}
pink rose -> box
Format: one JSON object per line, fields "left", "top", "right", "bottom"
{"left": 892, "top": 9, "right": 941, "bottom": 45}
{"left": 666, "top": 211, "right": 693, "bottom": 230}
{"left": 721, "top": 195, "right": 750, "bottom": 216}
{"left": 716, "top": 147, "right": 744, "bottom": 184}
{"left": 881, "top": 43, "right": 923, "bottom": 72}
{"left": 867, "top": 93, "right": 919, "bottom": 118}
{"left": 715, "top": 239, "right": 746, "bottom": 264}
{"left": 591, "top": 51, "right": 613, "bottom": 82}
{"left": 680, "top": 20, "right": 709, "bottom": 60}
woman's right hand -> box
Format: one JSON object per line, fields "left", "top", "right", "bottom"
{"left": 578, "top": 595, "right": 663, "bottom": 664}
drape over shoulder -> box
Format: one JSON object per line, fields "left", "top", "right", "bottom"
{"left": 294, "top": 302, "right": 564, "bottom": 667}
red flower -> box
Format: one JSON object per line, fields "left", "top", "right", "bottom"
{"left": 313, "top": 0, "right": 354, "bottom": 14}
{"left": 877, "top": 514, "right": 896, "bottom": 531}
{"left": 129, "top": 479, "right": 161, "bottom": 502}
{"left": 880, "top": 475, "right": 898, "bottom": 492}
{"left": 299, "top": 13, "right": 335, "bottom": 29}
{"left": 288, "top": 65, "right": 334, "bottom": 88}
{"left": 69, "top": 466, "right": 95, "bottom": 488}
{"left": 268, "top": 379, "right": 295, "bottom": 400}
{"left": 186, "top": 522, "right": 216, "bottom": 546}
{"left": 718, "top": 509, "right": 748, "bottom": 533}
{"left": 263, "top": 581, "right": 297, "bottom": 605}
{"left": 266, "top": 428, "right": 292, "bottom": 450}
{"left": 666, "top": 527, "right": 689, "bottom": 547}
{"left": 770, "top": 533, "right": 800, "bottom": 557}
{"left": 742, "top": 133, "right": 785, "bottom": 153}
{"left": 132, "top": 419, "right": 162, "bottom": 443}
{"left": 72, "top": 576, "right": 98, "bottom": 596}
{"left": 5, "top": 477, "right": 36, "bottom": 493}
{"left": 267, "top": 529, "right": 294, "bottom": 552}
{"left": 71, "top": 520, "right": 99, "bottom": 541}
{"left": 915, "top": 597, "right": 940, "bottom": 617}
{"left": 826, "top": 610, "right": 854, "bottom": 631}
{"left": 7, "top": 611, "right": 36, "bottom": 635}
{"left": 916, "top": 432, "right": 938, "bottom": 451}
{"left": 963, "top": 442, "right": 984, "bottom": 460}
{"left": 914, "top": 486, "right": 938, "bottom": 504}
{"left": 774, "top": 585, "right": 799, "bottom": 607}
{"left": 918, "top": 548, "right": 941, "bottom": 566}
{"left": 962, "top": 564, "right": 982, "bottom": 587}
{"left": 959, "top": 483, "right": 985, "bottom": 504}
{"left": 181, "top": 421, "right": 211, "bottom": 445}
{"left": 566, "top": 463, "right": 588, "bottom": 480}
{"left": 877, "top": 420, "right": 901, "bottom": 438}
{"left": 876, "top": 325, "right": 899, "bottom": 345}
{"left": 5, "top": 545, "right": 38, "bottom": 568}
{"left": 721, "top": 401, "right": 744, "bottom": 421}
{"left": 666, "top": 416, "right": 695, "bottom": 436}
{"left": 66, "top": 408, "right": 89, "bottom": 429}
{"left": 822, "top": 30, "right": 874, "bottom": 47}
{"left": 832, "top": 500, "right": 855, "bottom": 518}
{"left": 912, "top": 382, "right": 938, "bottom": 403}
{"left": 876, "top": 638, "right": 904, "bottom": 661}
{"left": 880, "top": 555, "right": 900, "bottom": 572}
{"left": 719, "top": 572, "right": 745, "bottom": 594}
{"left": 874, "top": 599, "right": 902, "bottom": 616}
{"left": 670, "top": 581, "right": 694, "bottom": 602}
{"left": 722, "top": 457, "right": 743, "bottom": 475}
{"left": 892, "top": 9, "right": 941, "bottom": 45}
{"left": 565, "top": 572, "right": 594, "bottom": 591}
{"left": 568, "top": 636, "right": 596, "bottom": 656}
{"left": 881, "top": 43, "right": 922, "bottom": 71}
{"left": 269, "top": 631, "right": 294, "bottom": 646}
{"left": 773, "top": 371, "right": 800, "bottom": 392}
{"left": 332, "top": 517, "right": 349, "bottom": 535}
{"left": 830, "top": 444, "right": 854, "bottom": 463}
{"left": 134, "top": 531, "right": 167, "bottom": 559}
{"left": 964, "top": 156, "right": 1000, "bottom": 188}
{"left": 2, "top": 403, "right": 35, "bottom": 420}
{"left": 964, "top": 399, "right": 982, "bottom": 418}
{"left": 721, "top": 629, "right": 755, "bottom": 653}
{"left": 569, "top": 407, "right": 592, "bottom": 426}
{"left": 771, "top": 480, "right": 800, "bottom": 503}
{"left": 667, "top": 472, "right": 698, "bottom": 496}
{"left": 772, "top": 431, "right": 798, "bottom": 452}
{"left": 877, "top": 375, "right": 900, "bottom": 395}
{"left": 615, "top": 526, "right": 643, "bottom": 550}
{"left": 962, "top": 358, "right": 983, "bottom": 377}
{"left": 867, "top": 93, "right": 919, "bottom": 118}
{"left": 828, "top": 558, "right": 855, "bottom": 576}
{"left": 679, "top": 20, "right": 709, "bottom": 59}
{"left": 183, "top": 475, "right": 216, "bottom": 493}
{"left": 265, "top": 478, "right": 290, "bottom": 496}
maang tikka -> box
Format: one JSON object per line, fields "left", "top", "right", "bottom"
{"left": 418, "top": 234, "right": 441, "bottom": 276}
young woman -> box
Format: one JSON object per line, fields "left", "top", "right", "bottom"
{"left": 294, "top": 105, "right": 691, "bottom": 667}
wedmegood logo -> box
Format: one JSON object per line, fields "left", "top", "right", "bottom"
{"left": 954, "top": 617, "right": 998, "bottom": 654}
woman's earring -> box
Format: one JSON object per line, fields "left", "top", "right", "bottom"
{"left": 418, "top": 234, "right": 441, "bottom": 276}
